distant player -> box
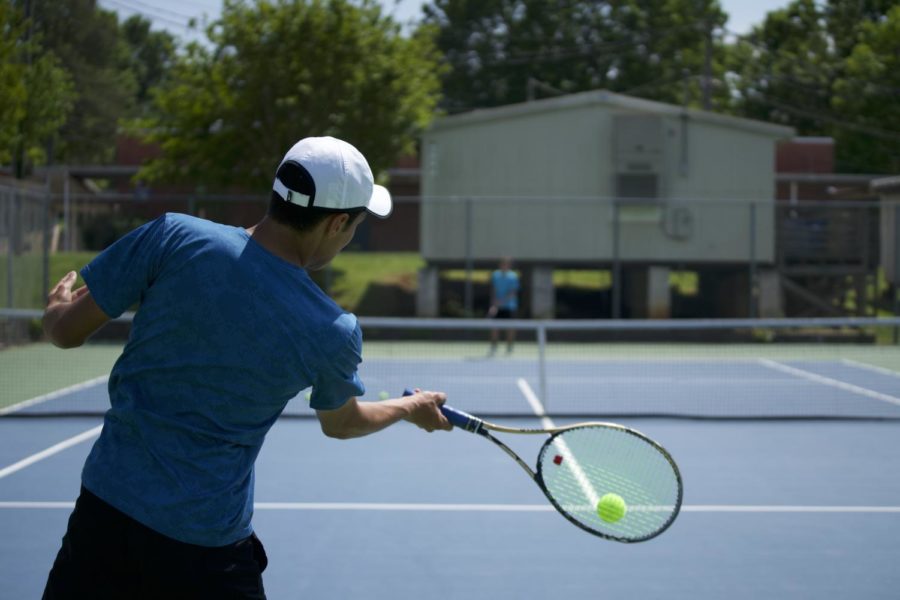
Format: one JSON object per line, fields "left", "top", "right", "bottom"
{"left": 488, "top": 257, "right": 520, "bottom": 355}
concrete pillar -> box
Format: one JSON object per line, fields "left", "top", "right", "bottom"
{"left": 416, "top": 266, "right": 439, "bottom": 317}
{"left": 623, "top": 266, "right": 670, "bottom": 318}
{"left": 647, "top": 266, "right": 671, "bottom": 319}
{"left": 757, "top": 269, "right": 783, "bottom": 318}
{"left": 530, "top": 266, "right": 554, "bottom": 318}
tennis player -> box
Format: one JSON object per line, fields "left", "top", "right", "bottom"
{"left": 40, "top": 136, "right": 451, "bottom": 599}
{"left": 488, "top": 257, "right": 520, "bottom": 355}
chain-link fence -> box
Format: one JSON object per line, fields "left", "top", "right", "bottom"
{"left": 0, "top": 185, "right": 890, "bottom": 319}
{"left": 1, "top": 186, "right": 50, "bottom": 310}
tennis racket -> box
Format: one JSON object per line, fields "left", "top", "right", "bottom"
{"left": 405, "top": 389, "right": 683, "bottom": 542}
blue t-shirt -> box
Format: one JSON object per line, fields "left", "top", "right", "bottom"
{"left": 80, "top": 213, "right": 365, "bottom": 546}
{"left": 491, "top": 269, "right": 520, "bottom": 310}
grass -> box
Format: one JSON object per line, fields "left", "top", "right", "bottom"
{"left": 0, "top": 254, "right": 45, "bottom": 308}
{"left": 444, "top": 268, "right": 698, "bottom": 295}
{"left": 316, "top": 252, "right": 425, "bottom": 312}
{"left": 48, "top": 252, "right": 98, "bottom": 289}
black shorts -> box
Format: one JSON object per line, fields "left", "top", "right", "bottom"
{"left": 494, "top": 308, "right": 515, "bottom": 319}
{"left": 43, "top": 487, "right": 268, "bottom": 600}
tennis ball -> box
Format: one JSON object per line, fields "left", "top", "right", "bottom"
{"left": 378, "top": 391, "right": 390, "bottom": 400}
{"left": 305, "top": 391, "right": 312, "bottom": 402}
{"left": 597, "top": 493, "right": 627, "bottom": 523}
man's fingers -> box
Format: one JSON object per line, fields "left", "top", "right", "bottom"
{"left": 72, "top": 286, "right": 89, "bottom": 299}
{"left": 51, "top": 271, "right": 77, "bottom": 293}
{"left": 46, "top": 272, "right": 81, "bottom": 307}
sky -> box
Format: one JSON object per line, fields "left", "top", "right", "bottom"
{"left": 99, "top": 0, "right": 797, "bottom": 45}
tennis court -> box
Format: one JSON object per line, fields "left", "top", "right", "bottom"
{"left": 2, "top": 314, "right": 900, "bottom": 598}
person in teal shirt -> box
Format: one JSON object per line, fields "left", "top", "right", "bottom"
{"left": 41, "top": 137, "right": 451, "bottom": 599}
{"left": 489, "top": 257, "right": 520, "bottom": 355}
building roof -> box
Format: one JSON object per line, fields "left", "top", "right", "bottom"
{"left": 428, "top": 89, "right": 795, "bottom": 138}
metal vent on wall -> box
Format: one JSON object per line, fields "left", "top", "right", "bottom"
{"left": 615, "top": 173, "right": 659, "bottom": 199}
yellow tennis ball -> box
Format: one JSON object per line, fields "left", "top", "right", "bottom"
{"left": 305, "top": 391, "right": 312, "bottom": 402}
{"left": 597, "top": 493, "right": 627, "bottom": 523}
{"left": 378, "top": 391, "right": 390, "bottom": 400}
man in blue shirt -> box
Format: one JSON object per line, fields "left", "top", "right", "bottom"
{"left": 41, "top": 136, "right": 451, "bottom": 599}
{"left": 488, "top": 257, "right": 520, "bottom": 355}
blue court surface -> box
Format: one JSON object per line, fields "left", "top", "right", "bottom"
{"left": 3, "top": 356, "right": 900, "bottom": 599}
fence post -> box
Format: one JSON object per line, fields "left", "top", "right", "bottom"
{"left": 464, "top": 197, "right": 473, "bottom": 317}
{"left": 748, "top": 200, "right": 757, "bottom": 318}
{"left": 63, "top": 169, "right": 71, "bottom": 252}
{"left": 612, "top": 199, "right": 621, "bottom": 319}
{"left": 43, "top": 187, "right": 51, "bottom": 304}
{"left": 4, "top": 190, "right": 12, "bottom": 308}
{"left": 537, "top": 322, "right": 548, "bottom": 410}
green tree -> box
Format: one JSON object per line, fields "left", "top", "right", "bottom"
{"left": 120, "top": 15, "right": 178, "bottom": 114}
{"left": 825, "top": 0, "right": 900, "bottom": 58}
{"left": 726, "top": 0, "right": 900, "bottom": 172}
{"left": 136, "top": 0, "right": 444, "bottom": 189}
{"left": 421, "top": 0, "right": 727, "bottom": 112}
{"left": 0, "top": 3, "right": 28, "bottom": 163}
{"left": 0, "top": 3, "right": 74, "bottom": 176}
{"left": 726, "top": 0, "right": 833, "bottom": 133}
{"left": 832, "top": 5, "right": 900, "bottom": 172}
{"left": 24, "top": 0, "right": 136, "bottom": 163}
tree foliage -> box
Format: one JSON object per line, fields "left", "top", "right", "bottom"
{"left": 136, "top": 0, "right": 444, "bottom": 189}
{"left": 725, "top": 0, "right": 900, "bottom": 172}
{"left": 726, "top": 0, "right": 833, "bottom": 133}
{"left": 832, "top": 5, "right": 900, "bottom": 172}
{"left": 0, "top": 2, "right": 74, "bottom": 176}
{"left": 421, "top": 0, "right": 727, "bottom": 112}
{"left": 25, "top": 0, "right": 136, "bottom": 164}
{"left": 120, "top": 16, "right": 178, "bottom": 114}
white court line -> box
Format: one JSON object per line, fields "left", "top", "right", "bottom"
{"left": 515, "top": 378, "right": 599, "bottom": 507}
{"left": 0, "top": 375, "right": 109, "bottom": 416}
{"left": 841, "top": 359, "right": 900, "bottom": 380}
{"left": 516, "top": 378, "right": 549, "bottom": 422}
{"left": 1, "top": 501, "right": 899, "bottom": 513}
{"left": 0, "top": 425, "right": 102, "bottom": 480}
{"left": 683, "top": 505, "right": 900, "bottom": 513}
{"left": 757, "top": 359, "right": 900, "bottom": 408}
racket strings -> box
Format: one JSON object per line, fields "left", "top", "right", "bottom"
{"left": 538, "top": 426, "right": 681, "bottom": 541}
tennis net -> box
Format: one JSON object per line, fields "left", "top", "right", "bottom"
{"left": 3, "top": 309, "right": 900, "bottom": 419}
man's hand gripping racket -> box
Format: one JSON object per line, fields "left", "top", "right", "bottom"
{"left": 404, "top": 390, "right": 683, "bottom": 542}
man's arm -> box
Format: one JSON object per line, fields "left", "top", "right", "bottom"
{"left": 42, "top": 271, "right": 111, "bottom": 349}
{"left": 316, "top": 390, "right": 451, "bottom": 440}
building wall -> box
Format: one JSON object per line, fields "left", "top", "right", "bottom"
{"left": 421, "top": 100, "right": 782, "bottom": 264}
{"left": 423, "top": 103, "right": 614, "bottom": 198}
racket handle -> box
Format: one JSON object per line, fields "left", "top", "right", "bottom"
{"left": 402, "top": 389, "right": 484, "bottom": 434}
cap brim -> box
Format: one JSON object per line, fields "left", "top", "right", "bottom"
{"left": 366, "top": 185, "right": 392, "bottom": 218}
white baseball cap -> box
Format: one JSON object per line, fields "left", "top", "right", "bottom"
{"left": 272, "top": 136, "right": 392, "bottom": 218}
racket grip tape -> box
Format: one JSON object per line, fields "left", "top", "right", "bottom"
{"left": 402, "top": 389, "right": 484, "bottom": 434}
